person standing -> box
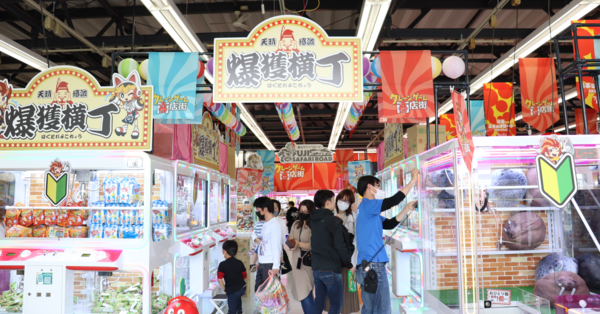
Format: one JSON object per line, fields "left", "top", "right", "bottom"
{"left": 217, "top": 240, "right": 247, "bottom": 314}
{"left": 272, "top": 199, "right": 291, "bottom": 274}
{"left": 286, "top": 201, "right": 299, "bottom": 233}
{"left": 355, "top": 170, "right": 419, "bottom": 314}
{"left": 253, "top": 197, "right": 282, "bottom": 291}
{"left": 250, "top": 211, "right": 265, "bottom": 272}
{"left": 310, "top": 190, "right": 354, "bottom": 314}
{"left": 287, "top": 200, "right": 316, "bottom": 314}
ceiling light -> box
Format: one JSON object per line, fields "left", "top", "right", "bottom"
{"left": 329, "top": 102, "right": 353, "bottom": 150}
{"left": 0, "top": 33, "right": 55, "bottom": 71}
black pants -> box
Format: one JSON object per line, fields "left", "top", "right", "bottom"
{"left": 255, "top": 263, "right": 273, "bottom": 292}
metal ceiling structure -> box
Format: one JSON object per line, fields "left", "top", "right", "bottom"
{"left": 0, "top": 0, "right": 597, "bottom": 150}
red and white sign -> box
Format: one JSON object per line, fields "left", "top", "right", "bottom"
{"left": 451, "top": 90, "right": 475, "bottom": 173}
{"left": 487, "top": 289, "right": 511, "bottom": 305}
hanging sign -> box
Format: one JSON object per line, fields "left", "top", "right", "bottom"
{"left": 384, "top": 123, "right": 404, "bottom": 168}
{"left": 535, "top": 135, "right": 578, "bottom": 208}
{"left": 379, "top": 51, "right": 435, "bottom": 123}
{"left": 237, "top": 168, "right": 264, "bottom": 199}
{"left": 213, "top": 15, "right": 362, "bottom": 103}
{"left": 572, "top": 20, "right": 600, "bottom": 112}
{"left": 191, "top": 112, "right": 220, "bottom": 170}
{"left": 274, "top": 163, "right": 313, "bottom": 191}
{"left": 483, "top": 82, "right": 516, "bottom": 136}
{"left": 349, "top": 160, "right": 371, "bottom": 188}
{"left": 0, "top": 67, "right": 153, "bottom": 150}
{"left": 451, "top": 90, "right": 475, "bottom": 172}
{"left": 44, "top": 158, "right": 70, "bottom": 206}
{"left": 518, "top": 58, "right": 559, "bottom": 132}
{"left": 256, "top": 150, "right": 275, "bottom": 194}
{"left": 440, "top": 114, "right": 457, "bottom": 141}
{"left": 276, "top": 143, "right": 333, "bottom": 163}
{"left": 470, "top": 100, "right": 486, "bottom": 137}
{"left": 314, "top": 163, "right": 342, "bottom": 190}
{"left": 575, "top": 108, "right": 599, "bottom": 134}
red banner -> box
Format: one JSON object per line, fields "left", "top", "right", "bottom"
{"left": 336, "top": 149, "right": 354, "bottom": 174}
{"left": 379, "top": 51, "right": 434, "bottom": 123}
{"left": 451, "top": 91, "right": 475, "bottom": 172}
{"left": 483, "top": 82, "right": 516, "bottom": 136}
{"left": 314, "top": 163, "right": 343, "bottom": 190}
{"left": 274, "top": 163, "right": 313, "bottom": 191}
{"left": 440, "top": 114, "right": 457, "bottom": 141}
{"left": 236, "top": 168, "right": 264, "bottom": 199}
{"left": 518, "top": 58, "right": 559, "bottom": 132}
{"left": 572, "top": 20, "right": 600, "bottom": 112}
{"left": 575, "top": 108, "right": 599, "bottom": 134}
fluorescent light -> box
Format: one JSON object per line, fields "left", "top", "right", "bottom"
{"left": 237, "top": 102, "right": 276, "bottom": 151}
{"left": 329, "top": 101, "right": 353, "bottom": 150}
{"left": 0, "top": 33, "right": 55, "bottom": 71}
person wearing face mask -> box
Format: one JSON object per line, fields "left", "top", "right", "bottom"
{"left": 286, "top": 200, "right": 316, "bottom": 314}
{"left": 355, "top": 169, "right": 419, "bottom": 314}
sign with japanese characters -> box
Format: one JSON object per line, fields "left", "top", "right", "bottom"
{"left": 213, "top": 15, "right": 362, "bottom": 103}
{"left": 451, "top": 90, "right": 475, "bottom": 172}
{"left": 274, "top": 163, "right": 313, "bottom": 191}
{"left": 191, "top": 112, "right": 220, "bottom": 170}
{"left": 0, "top": 66, "right": 153, "bottom": 150}
{"left": 384, "top": 123, "right": 404, "bottom": 168}
{"left": 483, "top": 82, "right": 516, "bottom": 136}
{"left": 486, "top": 289, "right": 511, "bottom": 306}
{"left": 519, "top": 58, "right": 559, "bottom": 133}
{"left": 276, "top": 143, "right": 333, "bottom": 163}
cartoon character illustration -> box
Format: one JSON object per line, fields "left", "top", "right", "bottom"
{"left": 261, "top": 176, "right": 270, "bottom": 190}
{"left": 49, "top": 159, "right": 67, "bottom": 178}
{"left": 276, "top": 26, "right": 300, "bottom": 56}
{"left": 110, "top": 71, "right": 145, "bottom": 139}
{"left": 354, "top": 164, "right": 365, "bottom": 177}
{"left": 538, "top": 134, "right": 574, "bottom": 164}
{"left": 531, "top": 104, "right": 540, "bottom": 116}
{"left": 0, "top": 79, "right": 13, "bottom": 133}
{"left": 164, "top": 296, "right": 199, "bottom": 314}
{"left": 52, "top": 78, "right": 73, "bottom": 108}
{"left": 397, "top": 101, "right": 409, "bottom": 114}
{"left": 246, "top": 153, "right": 263, "bottom": 170}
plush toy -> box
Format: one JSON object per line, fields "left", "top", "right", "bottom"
{"left": 502, "top": 212, "right": 546, "bottom": 250}
{"left": 535, "top": 253, "right": 578, "bottom": 282}
{"left": 525, "top": 168, "right": 552, "bottom": 207}
{"left": 576, "top": 253, "right": 600, "bottom": 289}
{"left": 430, "top": 169, "right": 455, "bottom": 208}
{"left": 534, "top": 271, "right": 589, "bottom": 308}
{"left": 163, "top": 296, "right": 199, "bottom": 314}
{"left": 490, "top": 169, "right": 527, "bottom": 207}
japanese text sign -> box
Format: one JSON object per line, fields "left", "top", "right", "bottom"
{"left": 486, "top": 289, "right": 511, "bottom": 306}
{"left": 213, "top": 15, "right": 362, "bottom": 103}
{"left": 384, "top": 123, "right": 404, "bottom": 168}
{"left": 451, "top": 90, "right": 475, "bottom": 173}
{"left": 274, "top": 163, "right": 313, "bottom": 191}
{"left": 191, "top": 112, "right": 220, "bottom": 170}
{"left": 483, "top": 82, "right": 516, "bottom": 136}
{"left": 276, "top": 143, "right": 333, "bottom": 163}
{"left": 0, "top": 66, "right": 153, "bottom": 150}
{"left": 518, "top": 58, "right": 559, "bottom": 133}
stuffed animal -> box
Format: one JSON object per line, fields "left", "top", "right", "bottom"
{"left": 535, "top": 253, "right": 578, "bottom": 282}
{"left": 163, "top": 296, "right": 199, "bottom": 314}
{"left": 576, "top": 253, "right": 600, "bottom": 290}
{"left": 525, "top": 168, "right": 552, "bottom": 207}
{"left": 534, "top": 271, "right": 590, "bottom": 308}
{"left": 502, "top": 212, "right": 546, "bottom": 250}
{"left": 430, "top": 169, "right": 455, "bottom": 208}
{"left": 490, "top": 169, "right": 527, "bottom": 207}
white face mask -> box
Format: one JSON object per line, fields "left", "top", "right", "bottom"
{"left": 372, "top": 186, "right": 386, "bottom": 199}
{"left": 337, "top": 200, "right": 350, "bottom": 211}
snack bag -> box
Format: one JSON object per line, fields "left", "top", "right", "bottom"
{"left": 89, "top": 224, "right": 104, "bottom": 238}
{"left": 104, "top": 225, "right": 119, "bottom": 239}
{"left": 82, "top": 210, "right": 90, "bottom": 221}
{"left": 152, "top": 224, "right": 171, "bottom": 242}
{"left": 134, "top": 225, "right": 144, "bottom": 239}
{"left": 6, "top": 225, "right": 32, "bottom": 238}
{"left": 105, "top": 210, "right": 119, "bottom": 225}
{"left": 47, "top": 226, "right": 65, "bottom": 238}
{"left": 5, "top": 209, "right": 20, "bottom": 228}
{"left": 104, "top": 177, "right": 119, "bottom": 203}
{"left": 134, "top": 210, "right": 143, "bottom": 225}
{"left": 18, "top": 209, "right": 33, "bottom": 227}
{"left": 67, "top": 210, "right": 84, "bottom": 226}
{"left": 43, "top": 209, "right": 57, "bottom": 225}
{"left": 254, "top": 270, "right": 290, "bottom": 314}
{"left": 91, "top": 209, "right": 105, "bottom": 224}
{"left": 131, "top": 177, "right": 141, "bottom": 203}
{"left": 57, "top": 209, "right": 69, "bottom": 227}
{"left": 32, "top": 210, "right": 44, "bottom": 226}
{"left": 32, "top": 225, "right": 47, "bottom": 238}
{"left": 152, "top": 210, "right": 167, "bottom": 224}
{"left": 69, "top": 226, "right": 89, "bottom": 238}
{"left": 119, "top": 211, "right": 135, "bottom": 225}
{"left": 119, "top": 225, "right": 137, "bottom": 239}
{"left": 118, "top": 177, "right": 133, "bottom": 204}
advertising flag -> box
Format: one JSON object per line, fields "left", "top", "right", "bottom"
{"left": 519, "top": 58, "right": 559, "bottom": 132}
{"left": 483, "top": 82, "right": 516, "bottom": 136}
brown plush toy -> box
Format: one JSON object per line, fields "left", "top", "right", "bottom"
{"left": 533, "top": 271, "right": 590, "bottom": 307}
{"left": 502, "top": 212, "right": 546, "bottom": 250}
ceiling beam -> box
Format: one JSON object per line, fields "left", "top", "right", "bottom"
{"left": 407, "top": 9, "right": 430, "bottom": 29}
{"left": 96, "top": 0, "right": 133, "bottom": 34}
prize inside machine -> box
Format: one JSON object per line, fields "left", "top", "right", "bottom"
{"left": 236, "top": 196, "right": 255, "bottom": 233}
{"left": 0, "top": 151, "right": 175, "bottom": 314}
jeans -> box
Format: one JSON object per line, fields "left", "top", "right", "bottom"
{"left": 356, "top": 262, "right": 391, "bottom": 314}
{"left": 300, "top": 290, "right": 315, "bottom": 314}
{"left": 312, "top": 270, "right": 343, "bottom": 314}
{"left": 255, "top": 263, "right": 273, "bottom": 292}
{"left": 226, "top": 286, "right": 245, "bottom": 314}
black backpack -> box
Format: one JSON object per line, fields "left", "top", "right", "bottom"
{"left": 329, "top": 218, "right": 355, "bottom": 258}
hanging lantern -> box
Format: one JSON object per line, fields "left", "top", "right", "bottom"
{"left": 204, "top": 101, "right": 246, "bottom": 136}
{"left": 442, "top": 56, "right": 465, "bottom": 79}
{"left": 431, "top": 57, "right": 442, "bottom": 79}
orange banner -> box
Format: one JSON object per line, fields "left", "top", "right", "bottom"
{"left": 440, "top": 114, "right": 457, "bottom": 141}
{"left": 518, "top": 58, "right": 559, "bottom": 132}
{"left": 483, "top": 82, "right": 516, "bottom": 136}
{"left": 336, "top": 149, "right": 354, "bottom": 174}
{"left": 451, "top": 91, "right": 475, "bottom": 172}
{"left": 274, "top": 163, "right": 313, "bottom": 191}
{"left": 379, "top": 51, "right": 434, "bottom": 123}
{"left": 314, "top": 163, "right": 343, "bottom": 190}
{"left": 575, "top": 108, "right": 599, "bottom": 134}
{"left": 572, "top": 20, "right": 600, "bottom": 112}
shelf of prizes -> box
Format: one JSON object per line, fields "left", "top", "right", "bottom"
{"left": 378, "top": 135, "right": 600, "bottom": 314}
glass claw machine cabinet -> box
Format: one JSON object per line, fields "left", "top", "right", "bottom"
{"left": 0, "top": 151, "right": 175, "bottom": 314}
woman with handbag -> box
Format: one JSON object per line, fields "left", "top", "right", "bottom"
{"left": 287, "top": 199, "right": 315, "bottom": 314}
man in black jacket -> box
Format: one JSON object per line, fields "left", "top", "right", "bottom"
{"left": 310, "top": 190, "right": 354, "bottom": 314}
{"left": 285, "top": 201, "right": 298, "bottom": 233}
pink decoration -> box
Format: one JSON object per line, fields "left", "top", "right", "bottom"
{"left": 442, "top": 56, "right": 465, "bottom": 79}
{"left": 207, "top": 58, "right": 214, "bottom": 76}
{"left": 219, "top": 142, "right": 228, "bottom": 174}
{"left": 363, "top": 56, "right": 370, "bottom": 77}
{"left": 377, "top": 141, "right": 385, "bottom": 171}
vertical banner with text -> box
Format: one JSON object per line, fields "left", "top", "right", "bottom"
{"left": 483, "top": 82, "right": 516, "bottom": 136}
{"left": 575, "top": 108, "right": 599, "bottom": 134}
{"left": 451, "top": 91, "right": 475, "bottom": 172}
{"left": 519, "top": 58, "right": 559, "bottom": 132}
{"left": 469, "top": 100, "right": 486, "bottom": 136}
{"left": 440, "top": 114, "right": 457, "bottom": 141}
{"left": 572, "top": 20, "right": 600, "bottom": 112}
{"left": 256, "top": 150, "right": 275, "bottom": 194}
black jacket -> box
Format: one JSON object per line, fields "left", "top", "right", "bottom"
{"left": 310, "top": 208, "right": 353, "bottom": 273}
{"left": 286, "top": 207, "right": 298, "bottom": 232}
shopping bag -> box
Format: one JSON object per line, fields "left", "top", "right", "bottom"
{"left": 348, "top": 270, "right": 357, "bottom": 293}
{"left": 254, "top": 270, "right": 290, "bottom": 314}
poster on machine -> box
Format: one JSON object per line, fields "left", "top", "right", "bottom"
{"left": 191, "top": 112, "right": 220, "bottom": 170}
{"left": 518, "top": 58, "right": 559, "bottom": 132}
{"left": 348, "top": 160, "right": 371, "bottom": 188}
{"left": 274, "top": 163, "right": 313, "bottom": 191}
{"left": 572, "top": 20, "right": 600, "bottom": 112}
{"left": 451, "top": 90, "right": 475, "bottom": 172}
{"left": 213, "top": 15, "right": 362, "bottom": 103}
{"left": 0, "top": 67, "right": 153, "bottom": 150}
{"left": 383, "top": 123, "right": 404, "bottom": 168}
{"left": 483, "top": 82, "right": 516, "bottom": 136}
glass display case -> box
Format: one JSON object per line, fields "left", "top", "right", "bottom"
{"left": 174, "top": 161, "right": 209, "bottom": 239}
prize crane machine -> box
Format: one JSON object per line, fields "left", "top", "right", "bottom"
{"left": 0, "top": 151, "right": 175, "bottom": 314}
{"left": 160, "top": 161, "right": 215, "bottom": 301}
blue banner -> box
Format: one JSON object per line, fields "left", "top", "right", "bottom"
{"left": 256, "top": 150, "right": 275, "bottom": 194}
{"left": 470, "top": 100, "right": 486, "bottom": 137}
{"left": 148, "top": 52, "right": 198, "bottom": 121}
{"left": 348, "top": 160, "right": 371, "bottom": 188}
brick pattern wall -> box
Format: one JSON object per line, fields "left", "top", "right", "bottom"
{"left": 73, "top": 268, "right": 161, "bottom": 300}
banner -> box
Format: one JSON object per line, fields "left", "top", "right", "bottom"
{"left": 575, "top": 108, "right": 599, "bottom": 134}
{"left": 379, "top": 51, "right": 435, "bottom": 123}
{"left": 256, "top": 150, "right": 275, "bottom": 194}
{"left": 0, "top": 67, "right": 153, "bottom": 150}
{"left": 384, "top": 123, "right": 404, "bottom": 168}
{"left": 277, "top": 143, "right": 333, "bottom": 163}
{"left": 274, "top": 163, "right": 313, "bottom": 191}
{"left": 483, "top": 82, "right": 516, "bottom": 136}
{"left": 377, "top": 141, "right": 385, "bottom": 172}
{"left": 470, "top": 100, "right": 486, "bottom": 136}
{"left": 440, "top": 114, "right": 456, "bottom": 141}
{"left": 314, "top": 163, "right": 342, "bottom": 190}
{"left": 519, "top": 58, "right": 559, "bottom": 132}
{"left": 214, "top": 16, "right": 362, "bottom": 103}
{"left": 572, "top": 20, "right": 600, "bottom": 111}
{"left": 148, "top": 52, "right": 197, "bottom": 120}
{"left": 336, "top": 149, "right": 354, "bottom": 173}
{"left": 191, "top": 112, "right": 220, "bottom": 170}
{"left": 451, "top": 91, "right": 475, "bottom": 172}
{"left": 237, "top": 168, "right": 264, "bottom": 199}
{"left": 348, "top": 160, "right": 371, "bottom": 188}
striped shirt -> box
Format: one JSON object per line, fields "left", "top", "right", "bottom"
{"left": 252, "top": 221, "right": 265, "bottom": 242}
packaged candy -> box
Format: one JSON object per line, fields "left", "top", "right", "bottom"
{"left": 152, "top": 224, "right": 171, "bottom": 242}
{"left": 152, "top": 210, "right": 168, "bottom": 224}
{"left": 67, "top": 210, "right": 84, "bottom": 226}
{"left": 118, "top": 177, "right": 133, "bottom": 204}
{"left": 91, "top": 201, "right": 106, "bottom": 207}
{"left": 134, "top": 225, "right": 144, "bottom": 239}
{"left": 103, "top": 225, "right": 119, "bottom": 239}
{"left": 104, "top": 177, "right": 119, "bottom": 204}
{"left": 119, "top": 225, "right": 137, "bottom": 239}
{"left": 82, "top": 210, "right": 89, "bottom": 221}
{"left": 5, "top": 209, "right": 20, "bottom": 228}
{"left": 57, "top": 209, "right": 69, "bottom": 227}
{"left": 131, "top": 178, "right": 141, "bottom": 203}
{"left": 32, "top": 225, "right": 47, "bottom": 238}
{"left": 32, "top": 210, "right": 44, "bottom": 226}
{"left": 18, "top": 209, "right": 32, "bottom": 227}
{"left": 119, "top": 211, "right": 135, "bottom": 225}
{"left": 89, "top": 224, "right": 103, "bottom": 238}
{"left": 47, "top": 226, "right": 65, "bottom": 238}
{"left": 43, "top": 209, "right": 57, "bottom": 225}
{"left": 134, "top": 210, "right": 143, "bottom": 225}
{"left": 91, "top": 209, "right": 105, "bottom": 224}
{"left": 105, "top": 210, "right": 119, "bottom": 225}
{"left": 69, "top": 226, "right": 89, "bottom": 238}
{"left": 6, "top": 225, "right": 32, "bottom": 237}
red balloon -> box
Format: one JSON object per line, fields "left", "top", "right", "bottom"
{"left": 197, "top": 60, "right": 205, "bottom": 79}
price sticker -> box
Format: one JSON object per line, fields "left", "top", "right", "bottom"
{"left": 486, "top": 289, "right": 511, "bottom": 306}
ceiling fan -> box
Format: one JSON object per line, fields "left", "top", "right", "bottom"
{"left": 210, "top": 11, "right": 252, "bottom": 31}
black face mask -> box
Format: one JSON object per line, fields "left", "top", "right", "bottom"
{"left": 299, "top": 213, "right": 310, "bottom": 221}
{"left": 256, "top": 212, "right": 265, "bottom": 220}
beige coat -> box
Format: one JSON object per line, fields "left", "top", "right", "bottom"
{"left": 288, "top": 221, "right": 314, "bottom": 301}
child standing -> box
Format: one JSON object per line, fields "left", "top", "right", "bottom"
{"left": 250, "top": 211, "right": 265, "bottom": 272}
{"left": 218, "top": 240, "right": 247, "bottom": 314}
